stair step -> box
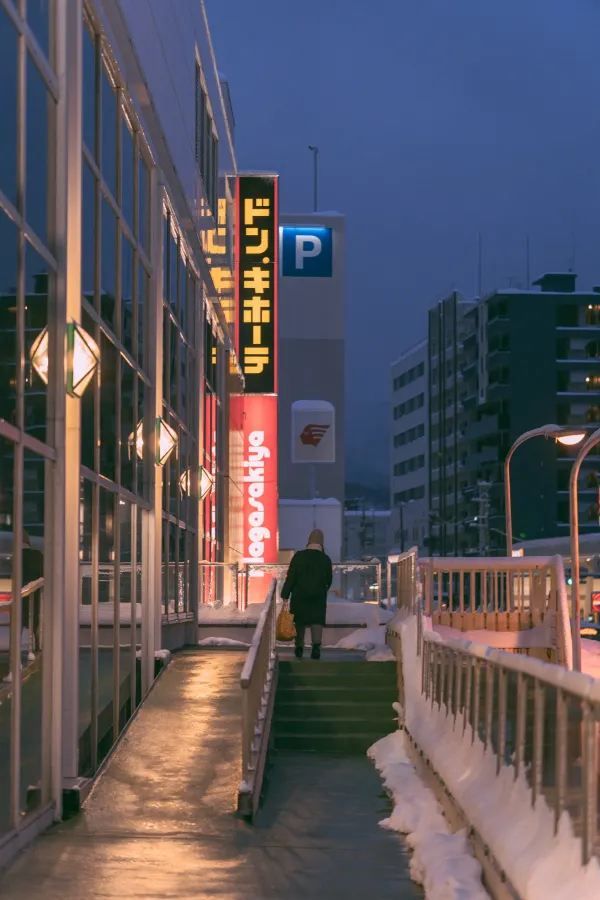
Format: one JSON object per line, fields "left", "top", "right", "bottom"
{"left": 274, "top": 702, "right": 394, "bottom": 720}
{"left": 278, "top": 660, "right": 395, "bottom": 676}
{"left": 273, "top": 716, "right": 395, "bottom": 735}
{"left": 273, "top": 732, "right": 391, "bottom": 754}
{"left": 276, "top": 686, "right": 397, "bottom": 704}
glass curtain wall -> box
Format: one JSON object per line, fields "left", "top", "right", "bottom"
{"left": 0, "top": 0, "right": 56, "bottom": 837}
{"left": 161, "top": 207, "right": 199, "bottom": 620}
{"left": 201, "top": 312, "right": 221, "bottom": 604}
{"left": 78, "top": 10, "right": 152, "bottom": 775}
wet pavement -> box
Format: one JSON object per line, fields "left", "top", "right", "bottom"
{"left": 0, "top": 650, "right": 419, "bottom": 899}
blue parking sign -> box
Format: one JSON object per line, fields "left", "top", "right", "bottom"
{"left": 281, "top": 226, "right": 332, "bottom": 277}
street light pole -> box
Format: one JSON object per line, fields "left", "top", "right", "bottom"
{"left": 504, "top": 424, "right": 586, "bottom": 556}
{"left": 308, "top": 145, "right": 319, "bottom": 212}
{"left": 569, "top": 426, "right": 600, "bottom": 672}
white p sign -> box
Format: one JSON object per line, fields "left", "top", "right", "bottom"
{"left": 295, "top": 235, "right": 322, "bottom": 270}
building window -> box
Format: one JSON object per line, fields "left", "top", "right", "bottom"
{"left": 0, "top": 0, "right": 57, "bottom": 835}
{"left": 557, "top": 304, "right": 578, "bottom": 327}
{"left": 161, "top": 207, "right": 199, "bottom": 618}
{"left": 195, "top": 60, "right": 218, "bottom": 215}
{"left": 586, "top": 305, "right": 600, "bottom": 326}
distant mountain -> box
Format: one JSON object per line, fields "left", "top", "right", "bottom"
{"left": 345, "top": 480, "right": 389, "bottom": 510}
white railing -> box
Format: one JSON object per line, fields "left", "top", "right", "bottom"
{"left": 237, "top": 578, "right": 277, "bottom": 819}
{"left": 388, "top": 617, "right": 600, "bottom": 867}
{"left": 387, "top": 549, "right": 572, "bottom": 667}
{"left": 242, "top": 560, "right": 383, "bottom": 609}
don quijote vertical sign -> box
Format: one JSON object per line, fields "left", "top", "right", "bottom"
{"left": 231, "top": 174, "right": 279, "bottom": 603}
{"left": 235, "top": 175, "right": 278, "bottom": 393}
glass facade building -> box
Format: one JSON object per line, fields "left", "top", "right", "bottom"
{"left": 0, "top": 0, "right": 244, "bottom": 861}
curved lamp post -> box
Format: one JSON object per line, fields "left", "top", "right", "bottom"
{"left": 569, "top": 426, "right": 600, "bottom": 671}
{"left": 504, "top": 425, "right": 586, "bottom": 556}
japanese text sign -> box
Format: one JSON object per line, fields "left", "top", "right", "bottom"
{"left": 235, "top": 175, "right": 278, "bottom": 393}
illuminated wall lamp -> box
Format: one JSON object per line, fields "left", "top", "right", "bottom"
{"left": 156, "top": 417, "right": 178, "bottom": 466}
{"left": 128, "top": 418, "right": 178, "bottom": 466}
{"left": 179, "top": 465, "right": 214, "bottom": 499}
{"left": 30, "top": 322, "right": 100, "bottom": 397}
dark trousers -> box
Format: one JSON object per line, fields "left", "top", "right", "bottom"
{"left": 295, "top": 623, "right": 323, "bottom": 647}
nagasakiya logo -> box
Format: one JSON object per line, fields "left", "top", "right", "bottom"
{"left": 300, "top": 424, "right": 330, "bottom": 447}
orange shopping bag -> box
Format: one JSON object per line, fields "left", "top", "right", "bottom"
{"left": 276, "top": 601, "right": 296, "bottom": 641}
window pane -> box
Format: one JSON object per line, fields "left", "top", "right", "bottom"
{"left": 137, "top": 262, "right": 148, "bottom": 370}
{"left": 24, "top": 242, "right": 49, "bottom": 444}
{"left": 120, "top": 359, "right": 135, "bottom": 494}
{"left": 101, "top": 198, "right": 116, "bottom": 329}
{"left": 80, "top": 311, "right": 97, "bottom": 472}
{"left": 78, "top": 477, "right": 93, "bottom": 775}
{"left": 82, "top": 163, "right": 96, "bottom": 305}
{"left": 121, "top": 114, "right": 134, "bottom": 229}
{"left": 121, "top": 237, "right": 133, "bottom": 354}
{"left": 99, "top": 334, "right": 117, "bottom": 481}
{"left": 101, "top": 62, "right": 117, "bottom": 198}
{"left": 0, "top": 437, "right": 14, "bottom": 835}
{"left": 118, "top": 499, "right": 133, "bottom": 727}
{"left": 0, "top": 9, "right": 17, "bottom": 206}
{"left": 26, "top": 0, "right": 51, "bottom": 59}
{"left": 169, "top": 231, "right": 177, "bottom": 313}
{"left": 98, "top": 487, "right": 114, "bottom": 763}
{"left": 136, "top": 377, "right": 145, "bottom": 499}
{"left": 82, "top": 22, "right": 96, "bottom": 154}
{"left": 0, "top": 211, "right": 18, "bottom": 426}
{"left": 26, "top": 54, "right": 49, "bottom": 244}
{"left": 138, "top": 155, "right": 150, "bottom": 254}
{"left": 21, "top": 450, "right": 46, "bottom": 817}
{"left": 169, "top": 325, "right": 177, "bottom": 410}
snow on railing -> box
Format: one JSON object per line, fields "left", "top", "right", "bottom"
{"left": 388, "top": 615, "right": 600, "bottom": 879}
{"left": 387, "top": 548, "right": 572, "bottom": 667}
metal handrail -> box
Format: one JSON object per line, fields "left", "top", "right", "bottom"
{"left": 415, "top": 628, "right": 599, "bottom": 865}
{"left": 237, "top": 578, "right": 277, "bottom": 819}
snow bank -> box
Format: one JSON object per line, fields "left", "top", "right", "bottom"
{"left": 197, "top": 637, "right": 250, "bottom": 649}
{"left": 582, "top": 638, "right": 600, "bottom": 680}
{"left": 326, "top": 598, "right": 381, "bottom": 627}
{"left": 198, "top": 602, "right": 264, "bottom": 624}
{"left": 397, "top": 614, "right": 600, "bottom": 899}
{"left": 369, "top": 731, "right": 488, "bottom": 899}
{"left": 335, "top": 624, "right": 395, "bottom": 661}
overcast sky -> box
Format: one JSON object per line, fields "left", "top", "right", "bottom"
{"left": 207, "top": 0, "right": 600, "bottom": 486}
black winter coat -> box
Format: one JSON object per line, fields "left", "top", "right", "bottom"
{"left": 281, "top": 549, "right": 333, "bottom": 626}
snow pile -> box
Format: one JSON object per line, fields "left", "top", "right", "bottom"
{"left": 326, "top": 598, "right": 380, "bottom": 627}
{"left": 369, "top": 731, "right": 488, "bottom": 899}
{"left": 198, "top": 637, "right": 250, "bottom": 649}
{"left": 582, "top": 638, "right": 600, "bottom": 680}
{"left": 335, "top": 625, "right": 395, "bottom": 661}
{"left": 397, "top": 613, "right": 600, "bottom": 899}
{"left": 198, "top": 602, "right": 264, "bottom": 624}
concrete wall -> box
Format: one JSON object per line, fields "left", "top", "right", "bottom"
{"left": 278, "top": 212, "right": 345, "bottom": 506}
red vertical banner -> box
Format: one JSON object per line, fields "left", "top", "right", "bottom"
{"left": 230, "top": 394, "right": 278, "bottom": 604}
{"left": 232, "top": 172, "right": 279, "bottom": 604}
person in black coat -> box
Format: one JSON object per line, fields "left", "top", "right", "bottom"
{"left": 281, "top": 528, "right": 333, "bottom": 660}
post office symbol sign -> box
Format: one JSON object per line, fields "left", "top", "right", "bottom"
{"left": 281, "top": 226, "right": 332, "bottom": 277}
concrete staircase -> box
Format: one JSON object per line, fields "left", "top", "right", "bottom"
{"left": 273, "top": 657, "right": 398, "bottom": 754}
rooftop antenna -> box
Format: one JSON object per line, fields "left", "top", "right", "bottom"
{"left": 477, "top": 231, "right": 483, "bottom": 298}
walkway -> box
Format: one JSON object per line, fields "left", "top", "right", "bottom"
{"left": 0, "top": 650, "right": 419, "bottom": 899}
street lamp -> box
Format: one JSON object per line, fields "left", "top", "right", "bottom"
{"left": 504, "top": 425, "right": 586, "bottom": 555}
{"left": 569, "top": 426, "right": 600, "bottom": 671}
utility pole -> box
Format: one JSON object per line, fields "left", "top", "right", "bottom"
{"left": 308, "top": 145, "right": 319, "bottom": 212}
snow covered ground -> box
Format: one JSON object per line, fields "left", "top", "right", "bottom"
{"left": 581, "top": 638, "right": 600, "bottom": 679}
{"left": 197, "top": 636, "right": 250, "bottom": 649}
{"left": 394, "top": 613, "right": 600, "bottom": 899}
{"left": 369, "top": 730, "right": 489, "bottom": 899}
{"left": 335, "top": 624, "right": 395, "bottom": 661}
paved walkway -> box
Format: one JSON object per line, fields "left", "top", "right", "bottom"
{"left": 0, "top": 650, "right": 419, "bottom": 899}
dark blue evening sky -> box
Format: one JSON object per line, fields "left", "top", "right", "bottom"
{"left": 208, "top": 0, "right": 600, "bottom": 487}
